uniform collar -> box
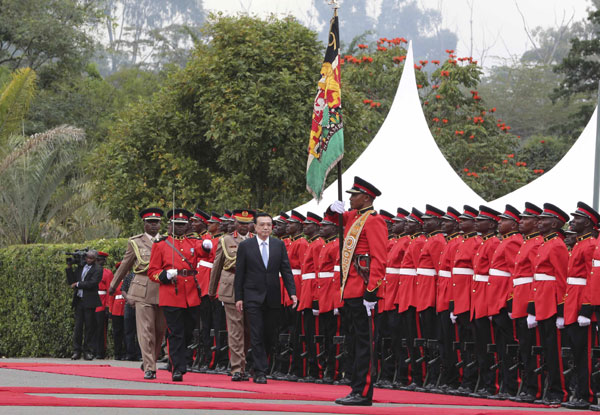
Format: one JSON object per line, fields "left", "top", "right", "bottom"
{"left": 410, "top": 232, "right": 424, "bottom": 240}
{"left": 325, "top": 235, "right": 337, "bottom": 243}
{"left": 462, "top": 231, "right": 478, "bottom": 239}
{"left": 524, "top": 231, "right": 540, "bottom": 240}
{"left": 501, "top": 230, "right": 519, "bottom": 239}
{"left": 307, "top": 234, "right": 319, "bottom": 242}
{"left": 357, "top": 205, "right": 374, "bottom": 215}
{"left": 543, "top": 232, "right": 559, "bottom": 242}
{"left": 172, "top": 235, "right": 186, "bottom": 241}
{"left": 427, "top": 230, "right": 443, "bottom": 237}
{"left": 576, "top": 232, "right": 594, "bottom": 242}
{"left": 482, "top": 233, "right": 496, "bottom": 241}
{"left": 445, "top": 232, "right": 461, "bottom": 241}
{"left": 212, "top": 232, "right": 223, "bottom": 238}
{"left": 291, "top": 234, "right": 303, "bottom": 241}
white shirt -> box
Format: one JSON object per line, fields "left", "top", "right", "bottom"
{"left": 256, "top": 235, "right": 269, "bottom": 249}
{"left": 77, "top": 264, "right": 91, "bottom": 298}
{"left": 145, "top": 232, "right": 158, "bottom": 242}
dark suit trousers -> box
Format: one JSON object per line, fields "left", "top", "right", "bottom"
{"left": 163, "top": 305, "right": 199, "bottom": 373}
{"left": 112, "top": 315, "right": 125, "bottom": 358}
{"left": 94, "top": 310, "right": 108, "bottom": 357}
{"left": 124, "top": 303, "right": 140, "bottom": 359}
{"left": 73, "top": 298, "right": 96, "bottom": 354}
{"left": 246, "top": 303, "right": 280, "bottom": 376}
{"left": 344, "top": 297, "right": 375, "bottom": 399}
{"left": 198, "top": 295, "right": 214, "bottom": 366}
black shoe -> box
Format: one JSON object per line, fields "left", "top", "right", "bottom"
{"left": 114, "top": 355, "right": 125, "bottom": 361}
{"left": 172, "top": 370, "right": 183, "bottom": 382}
{"left": 590, "top": 404, "right": 600, "bottom": 411}
{"left": 534, "top": 397, "right": 562, "bottom": 405}
{"left": 284, "top": 373, "right": 299, "bottom": 382}
{"left": 316, "top": 376, "right": 334, "bottom": 385}
{"left": 448, "top": 386, "right": 473, "bottom": 396}
{"left": 298, "top": 375, "right": 317, "bottom": 383}
{"left": 469, "top": 389, "right": 493, "bottom": 398}
{"left": 144, "top": 370, "right": 156, "bottom": 380}
{"left": 71, "top": 352, "right": 81, "bottom": 360}
{"left": 140, "top": 363, "right": 144, "bottom": 372}
{"left": 511, "top": 392, "right": 535, "bottom": 403}
{"left": 399, "top": 382, "right": 419, "bottom": 391}
{"left": 375, "top": 379, "right": 393, "bottom": 389}
{"left": 335, "top": 393, "right": 372, "bottom": 406}
{"left": 231, "top": 372, "right": 244, "bottom": 382}
{"left": 94, "top": 354, "right": 104, "bottom": 360}
{"left": 83, "top": 352, "right": 94, "bottom": 361}
{"left": 562, "top": 398, "right": 590, "bottom": 410}
{"left": 242, "top": 372, "right": 250, "bottom": 381}
{"left": 488, "top": 392, "right": 511, "bottom": 400}
{"left": 254, "top": 374, "right": 267, "bottom": 384}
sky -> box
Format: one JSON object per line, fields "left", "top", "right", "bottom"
{"left": 202, "top": 0, "right": 593, "bottom": 68}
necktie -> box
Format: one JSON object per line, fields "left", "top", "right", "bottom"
{"left": 261, "top": 241, "right": 268, "bottom": 268}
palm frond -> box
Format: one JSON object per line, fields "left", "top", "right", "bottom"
{"left": 0, "top": 68, "right": 37, "bottom": 142}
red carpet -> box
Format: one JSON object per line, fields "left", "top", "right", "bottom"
{"left": 0, "top": 362, "right": 594, "bottom": 413}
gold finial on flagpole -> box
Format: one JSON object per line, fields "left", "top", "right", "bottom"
{"left": 328, "top": 0, "right": 339, "bottom": 15}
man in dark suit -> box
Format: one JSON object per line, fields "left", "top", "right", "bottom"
{"left": 235, "top": 212, "right": 297, "bottom": 384}
{"left": 66, "top": 249, "right": 103, "bottom": 360}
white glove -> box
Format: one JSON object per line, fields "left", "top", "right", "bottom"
{"left": 556, "top": 316, "right": 565, "bottom": 329}
{"left": 488, "top": 316, "right": 492, "bottom": 321}
{"left": 202, "top": 239, "right": 213, "bottom": 251}
{"left": 526, "top": 314, "right": 537, "bottom": 329}
{"left": 330, "top": 200, "right": 345, "bottom": 214}
{"left": 508, "top": 312, "right": 514, "bottom": 320}
{"left": 363, "top": 299, "right": 377, "bottom": 316}
{"left": 166, "top": 269, "right": 178, "bottom": 280}
{"left": 450, "top": 312, "right": 457, "bottom": 324}
{"left": 312, "top": 309, "right": 320, "bottom": 316}
{"left": 577, "top": 315, "right": 591, "bottom": 327}
{"left": 333, "top": 308, "right": 339, "bottom": 316}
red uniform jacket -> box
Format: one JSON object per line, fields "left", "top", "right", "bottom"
{"left": 299, "top": 236, "right": 324, "bottom": 311}
{"left": 395, "top": 233, "right": 426, "bottom": 313}
{"left": 471, "top": 234, "right": 500, "bottom": 320}
{"left": 287, "top": 235, "right": 309, "bottom": 302}
{"left": 340, "top": 207, "right": 388, "bottom": 300}
{"left": 436, "top": 233, "right": 462, "bottom": 313}
{"left": 148, "top": 235, "right": 207, "bottom": 308}
{"left": 530, "top": 233, "right": 568, "bottom": 321}
{"left": 451, "top": 232, "right": 481, "bottom": 315}
{"left": 588, "top": 240, "right": 600, "bottom": 306}
{"left": 563, "top": 234, "right": 596, "bottom": 325}
{"left": 415, "top": 232, "right": 446, "bottom": 312}
{"left": 378, "top": 237, "right": 398, "bottom": 312}
{"left": 487, "top": 232, "right": 523, "bottom": 316}
{"left": 280, "top": 236, "right": 293, "bottom": 307}
{"left": 317, "top": 237, "right": 343, "bottom": 313}
{"left": 108, "top": 281, "right": 125, "bottom": 317}
{"left": 382, "top": 234, "right": 410, "bottom": 312}
{"left": 511, "top": 233, "right": 542, "bottom": 319}
{"left": 96, "top": 268, "right": 114, "bottom": 312}
{"left": 196, "top": 233, "right": 221, "bottom": 298}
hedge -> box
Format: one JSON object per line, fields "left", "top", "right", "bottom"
{"left": 0, "top": 238, "right": 128, "bottom": 357}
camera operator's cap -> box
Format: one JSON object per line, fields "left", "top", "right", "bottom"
{"left": 459, "top": 205, "right": 479, "bottom": 220}
{"left": 421, "top": 204, "right": 445, "bottom": 219}
{"left": 393, "top": 207, "right": 409, "bottom": 222}
{"left": 321, "top": 212, "right": 337, "bottom": 225}
{"left": 139, "top": 207, "right": 164, "bottom": 221}
{"left": 288, "top": 210, "right": 306, "bottom": 223}
{"left": 540, "top": 203, "right": 569, "bottom": 224}
{"left": 521, "top": 202, "right": 542, "bottom": 217}
{"left": 442, "top": 206, "right": 460, "bottom": 222}
{"left": 304, "top": 211, "right": 323, "bottom": 225}
{"left": 571, "top": 201, "right": 600, "bottom": 226}
{"left": 499, "top": 204, "right": 521, "bottom": 222}
{"left": 407, "top": 207, "right": 424, "bottom": 224}
{"left": 168, "top": 208, "right": 192, "bottom": 223}
{"left": 191, "top": 209, "right": 210, "bottom": 224}
{"left": 208, "top": 211, "right": 222, "bottom": 223}
{"left": 379, "top": 209, "right": 394, "bottom": 223}
{"left": 346, "top": 176, "right": 381, "bottom": 198}
{"left": 232, "top": 209, "right": 255, "bottom": 223}
{"left": 97, "top": 251, "right": 109, "bottom": 258}
{"left": 477, "top": 205, "right": 501, "bottom": 222}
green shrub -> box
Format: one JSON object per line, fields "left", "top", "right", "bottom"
{"left": 0, "top": 238, "right": 127, "bottom": 357}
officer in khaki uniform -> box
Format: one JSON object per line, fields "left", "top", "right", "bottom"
{"left": 109, "top": 207, "right": 167, "bottom": 380}
{"left": 209, "top": 209, "right": 254, "bottom": 381}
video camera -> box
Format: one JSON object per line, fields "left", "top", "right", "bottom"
{"left": 65, "top": 248, "right": 89, "bottom": 267}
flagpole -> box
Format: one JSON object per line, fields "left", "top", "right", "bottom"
{"left": 594, "top": 80, "right": 600, "bottom": 210}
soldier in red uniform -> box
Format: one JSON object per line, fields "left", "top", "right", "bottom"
{"left": 285, "top": 210, "right": 309, "bottom": 381}
{"left": 529, "top": 203, "right": 569, "bottom": 404}
{"left": 434, "top": 207, "right": 462, "bottom": 392}
{"left": 94, "top": 251, "right": 113, "bottom": 359}
{"left": 449, "top": 205, "right": 481, "bottom": 396}
{"left": 109, "top": 262, "right": 126, "bottom": 360}
{"left": 488, "top": 204, "right": 523, "bottom": 399}
{"left": 415, "top": 204, "right": 446, "bottom": 391}
{"left": 298, "top": 211, "right": 324, "bottom": 382}
{"left": 560, "top": 202, "right": 599, "bottom": 410}
{"left": 190, "top": 209, "right": 210, "bottom": 238}
{"left": 329, "top": 176, "right": 387, "bottom": 406}
{"left": 315, "top": 213, "right": 341, "bottom": 384}
{"left": 148, "top": 208, "right": 210, "bottom": 382}
{"left": 510, "top": 202, "right": 543, "bottom": 403}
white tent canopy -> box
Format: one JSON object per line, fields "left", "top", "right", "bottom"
{"left": 489, "top": 109, "right": 598, "bottom": 213}
{"left": 295, "top": 42, "right": 485, "bottom": 215}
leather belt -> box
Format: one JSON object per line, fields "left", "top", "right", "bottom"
{"left": 417, "top": 268, "right": 436, "bottom": 276}
{"left": 198, "top": 260, "right": 213, "bottom": 269}
{"left": 473, "top": 274, "right": 489, "bottom": 282}
{"left": 534, "top": 273, "right": 556, "bottom": 281}
{"left": 489, "top": 268, "right": 511, "bottom": 277}
{"left": 513, "top": 277, "right": 533, "bottom": 286}
{"left": 438, "top": 270, "right": 451, "bottom": 278}
{"left": 452, "top": 267, "right": 474, "bottom": 275}
{"left": 567, "top": 277, "right": 587, "bottom": 286}
{"left": 177, "top": 269, "right": 198, "bottom": 276}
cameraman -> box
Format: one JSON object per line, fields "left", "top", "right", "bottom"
{"left": 66, "top": 249, "right": 102, "bottom": 360}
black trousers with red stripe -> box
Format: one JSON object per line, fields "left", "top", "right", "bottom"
{"left": 343, "top": 297, "right": 375, "bottom": 399}
{"left": 319, "top": 310, "right": 339, "bottom": 379}
{"left": 537, "top": 315, "right": 565, "bottom": 401}
{"left": 515, "top": 317, "right": 540, "bottom": 397}
{"left": 419, "top": 306, "right": 439, "bottom": 385}
{"left": 301, "top": 309, "right": 319, "bottom": 377}
{"left": 564, "top": 323, "right": 592, "bottom": 401}
{"left": 492, "top": 309, "right": 518, "bottom": 395}
{"left": 163, "top": 305, "right": 200, "bottom": 374}
{"left": 400, "top": 306, "right": 423, "bottom": 385}
{"left": 437, "top": 309, "right": 459, "bottom": 387}
{"left": 472, "top": 316, "right": 495, "bottom": 393}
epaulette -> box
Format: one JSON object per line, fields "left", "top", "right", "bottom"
{"left": 130, "top": 233, "right": 144, "bottom": 240}
{"left": 155, "top": 236, "right": 168, "bottom": 243}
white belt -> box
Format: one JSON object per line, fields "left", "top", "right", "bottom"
{"left": 302, "top": 273, "right": 316, "bottom": 280}
{"left": 98, "top": 290, "right": 107, "bottom": 295}
{"left": 318, "top": 272, "right": 334, "bottom": 279}
{"left": 513, "top": 277, "right": 533, "bottom": 286}
{"left": 593, "top": 259, "right": 600, "bottom": 267}
{"left": 417, "top": 268, "right": 436, "bottom": 276}
{"left": 438, "top": 270, "right": 451, "bottom": 278}
{"left": 453, "top": 267, "right": 474, "bottom": 275}
{"left": 534, "top": 273, "right": 556, "bottom": 281}
{"left": 292, "top": 269, "right": 301, "bottom": 275}
{"left": 473, "top": 274, "right": 489, "bottom": 282}
{"left": 198, "top": 260, "right": 213, "bottom": 269}
{"left": 386, "top": 267, "right": 401, "bottom": 274}
{"left": 567, "top": 277, "right": 587, "bottom": 286}
{"left": 334, "top": 265, "right": 340, "bottom": 272}
{"left": 489, "top": 268, "right": 511, "bottom": 277}
{"left": 399, "top": 268, "right": 417, "bottom": 276}
{"left": 115, "top": 295, "right": 123, "bottom": 299}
